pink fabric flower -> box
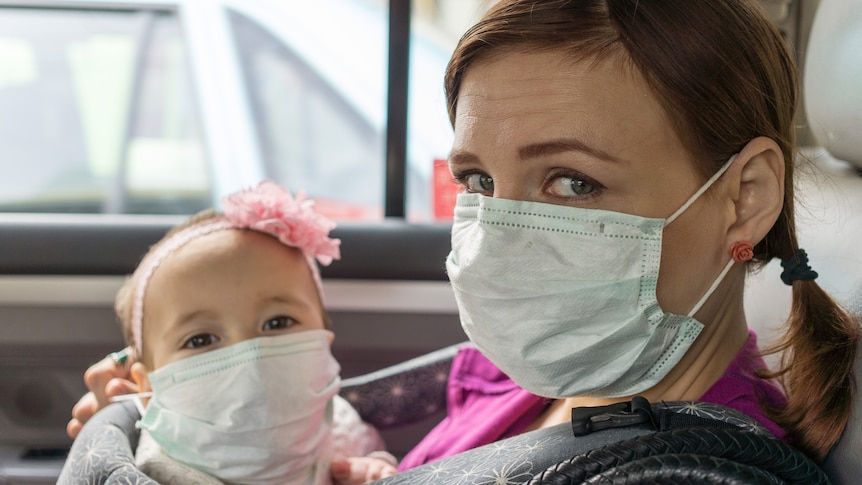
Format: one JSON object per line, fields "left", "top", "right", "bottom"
{"left": 221, "top": 180, "right": 341, "bottom": 265}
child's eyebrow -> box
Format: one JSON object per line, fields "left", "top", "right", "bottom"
{"left": 172, "top": 309, "right": 214, "bottom": 328}
{"left": 264, "top": 294, "right": 312, "bottom": 308}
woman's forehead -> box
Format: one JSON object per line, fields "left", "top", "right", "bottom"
{"left": 453, "top": 50, "right": 676, "bottom": 160}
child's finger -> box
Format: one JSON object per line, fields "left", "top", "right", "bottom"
{"left": 330, "top": 458, "right": 352, "bottom": 479}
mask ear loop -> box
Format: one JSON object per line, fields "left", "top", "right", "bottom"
{"left": 662, "top": 155, "right": 737, "bottom": 317}
{"left": 665, "top": 155, "right": 736, "bottom": 226}
{"left": 686, "top": 259, "right": 735, "bottom": 317}
{"left": 110, "top": 391, "right": 153, "bottom": 416}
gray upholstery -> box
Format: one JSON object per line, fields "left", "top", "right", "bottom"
{"left": 375, "top": 402, "right": 792, "bottom": 485}
{"left": 0, "top": 218, "right": 452, "bottom": 280}
{"left": 57, "top": 400, "right": 156, "bottom": 485}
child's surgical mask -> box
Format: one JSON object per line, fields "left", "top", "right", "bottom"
{"left": 137, "top": 330, "right": 340, "bottom": 485}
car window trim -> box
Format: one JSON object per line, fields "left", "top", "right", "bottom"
{"left": 385, "top": 0, "right": 410, "bottom": 218}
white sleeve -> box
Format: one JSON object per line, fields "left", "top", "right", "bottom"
{"left": 329, "top": 395, "right": 392, "bottom": 462}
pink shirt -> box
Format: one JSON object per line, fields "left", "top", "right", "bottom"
{"left": 398, "top": 329, "right": 786, "bottom": 471}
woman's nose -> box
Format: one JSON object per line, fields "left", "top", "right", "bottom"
{"left": 492, "top": 180, "right": 531, "bottom": 202}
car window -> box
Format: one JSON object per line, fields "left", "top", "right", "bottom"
{"left": 229, "top": 7, "right": 386, "bottom": 220}
{"left": 228, "top": 1, "right": 491, "bottom": 222}
{"left": 0, "top": 2, "right": 480, "bottom": 220}
{"left": 0, "top": 7, "right": 207, "bottom": 214}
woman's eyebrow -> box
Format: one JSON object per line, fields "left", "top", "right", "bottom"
{"left": 519, "top": 138, "right": 624, "bottom": 163}
{"left": 447, "top": 149, "right": 480, "bottom": 166}
{"left": 448, "top": 139, "right": 626, "bottom": 166}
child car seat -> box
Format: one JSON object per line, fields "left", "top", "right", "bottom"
{"left": 59, "top": 343, "right": 829, "bottom": 485}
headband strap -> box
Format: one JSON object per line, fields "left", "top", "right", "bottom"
{"left": 780, "top": 248, "right": 818, "bottom": 286}
{"left": 130, "top": 181, "right": 340, "bottom": 355}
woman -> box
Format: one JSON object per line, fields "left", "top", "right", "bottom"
{"left": 70, "top": 0, "right": 857, "bottom": 467}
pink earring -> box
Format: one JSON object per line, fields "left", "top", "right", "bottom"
{"left": 728, "top": 241, "right": 754, "bottom": 263}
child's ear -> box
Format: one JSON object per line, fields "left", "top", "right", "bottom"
{"left": 131, "top": 362, "right": 152, "bottom": 393}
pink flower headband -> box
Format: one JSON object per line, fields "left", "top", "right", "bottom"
{"left": 130, "top": 180, "right": 341, "bottom": 355}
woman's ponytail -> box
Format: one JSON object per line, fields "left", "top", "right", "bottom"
{"left": 761, "top": 263, "right": 859, "bottom": 462}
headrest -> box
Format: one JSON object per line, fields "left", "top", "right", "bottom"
{"left": 803, "top": 0, "right": 862, "bottom": 168}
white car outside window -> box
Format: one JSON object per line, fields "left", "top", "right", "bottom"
{"left": 0, "top": 0, "right": 470, "bottom": 220}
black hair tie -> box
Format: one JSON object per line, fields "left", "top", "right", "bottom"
{"left": 780, "top": 249, "right": 818, "bottom": 285}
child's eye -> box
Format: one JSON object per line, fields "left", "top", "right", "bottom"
{"left": 263, "top": 316, "right": 297, "bottom": 331}
{"left": 182, "top": 334, "right": 218, "bottom": 349}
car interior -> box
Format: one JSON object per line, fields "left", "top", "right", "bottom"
{"left": 1, "top": 0, "right": 860, "bottom": 483}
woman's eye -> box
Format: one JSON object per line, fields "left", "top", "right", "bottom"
{"left": 182, "top": 334, "right": 218, "bottom": 349}
{"left": 461, "top": 172, "right": 494, "bottom": 194}
{"left": 263, "top": 316, "right": 297, "bottom": 331}
{"left": 548, "top": 175, "right": 597, "bottom": 197}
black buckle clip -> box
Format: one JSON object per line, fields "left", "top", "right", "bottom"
{"left": 571, "top": 396, "right": 656, "bottom": 436}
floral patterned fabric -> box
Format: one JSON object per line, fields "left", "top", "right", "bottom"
{"left": 58, "top": 399, "right": 158, "bottom": 485}
{"left": 373, "top": 401, "right": 774, "bottom": 485}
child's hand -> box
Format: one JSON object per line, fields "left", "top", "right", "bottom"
{"left": 68, "top": 348, "right": 138, "bottom": 439}
{"left": 331, "top": 456, "right": 397, "bottom": 484}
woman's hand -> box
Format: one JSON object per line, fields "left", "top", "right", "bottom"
{"left": 331, "top": 456, "right": 398, "bottom": 485}
{"left": 66, "top": 348, "right": 139, "bottom": 439}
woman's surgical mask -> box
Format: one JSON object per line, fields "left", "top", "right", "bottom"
{"left": 137, "top": 329, "right": 341, "bottom": 485}
{"left": 446, "top": 156, "right": 736, "bottom": 398}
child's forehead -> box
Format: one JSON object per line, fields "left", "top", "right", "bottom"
{"left": 144, "top": 229, "right": 322, "bottom": 310}
{"left": 164, "top": 229, "right": 302, "bottom": 264}
{"left": 146, "top": 229, "right": 311, "bottom": 292}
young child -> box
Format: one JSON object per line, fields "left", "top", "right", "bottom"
{"left": 113, "top": 180, "right": 397, "bottom": 485}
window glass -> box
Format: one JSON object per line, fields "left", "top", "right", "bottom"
{"left": 0, "top": 7, "right": 207, "bottom": 214}
{"left": 0, "top": 2, "right": 485, "bottom": 219}
{"left": 231, "top": 0, "right": 484, "bottom": 222}
{"left": 229, "top": 3, "right": 388, "bottom": 220}
{"left": 408, "top": 0, "right": 493, "bottom": 221}
{"left": 124, "top": 14, "right": 209, "bottom": 214}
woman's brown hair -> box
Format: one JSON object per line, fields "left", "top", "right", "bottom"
{"left": 445, "top": 0, "right": 858, "bottom": 461}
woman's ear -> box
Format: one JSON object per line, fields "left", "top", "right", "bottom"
{"left": 131, "top": 362, "right": 152, "bottom": 393}
{"left": 724, "top": 136, "right": 785, "bottom": 248}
